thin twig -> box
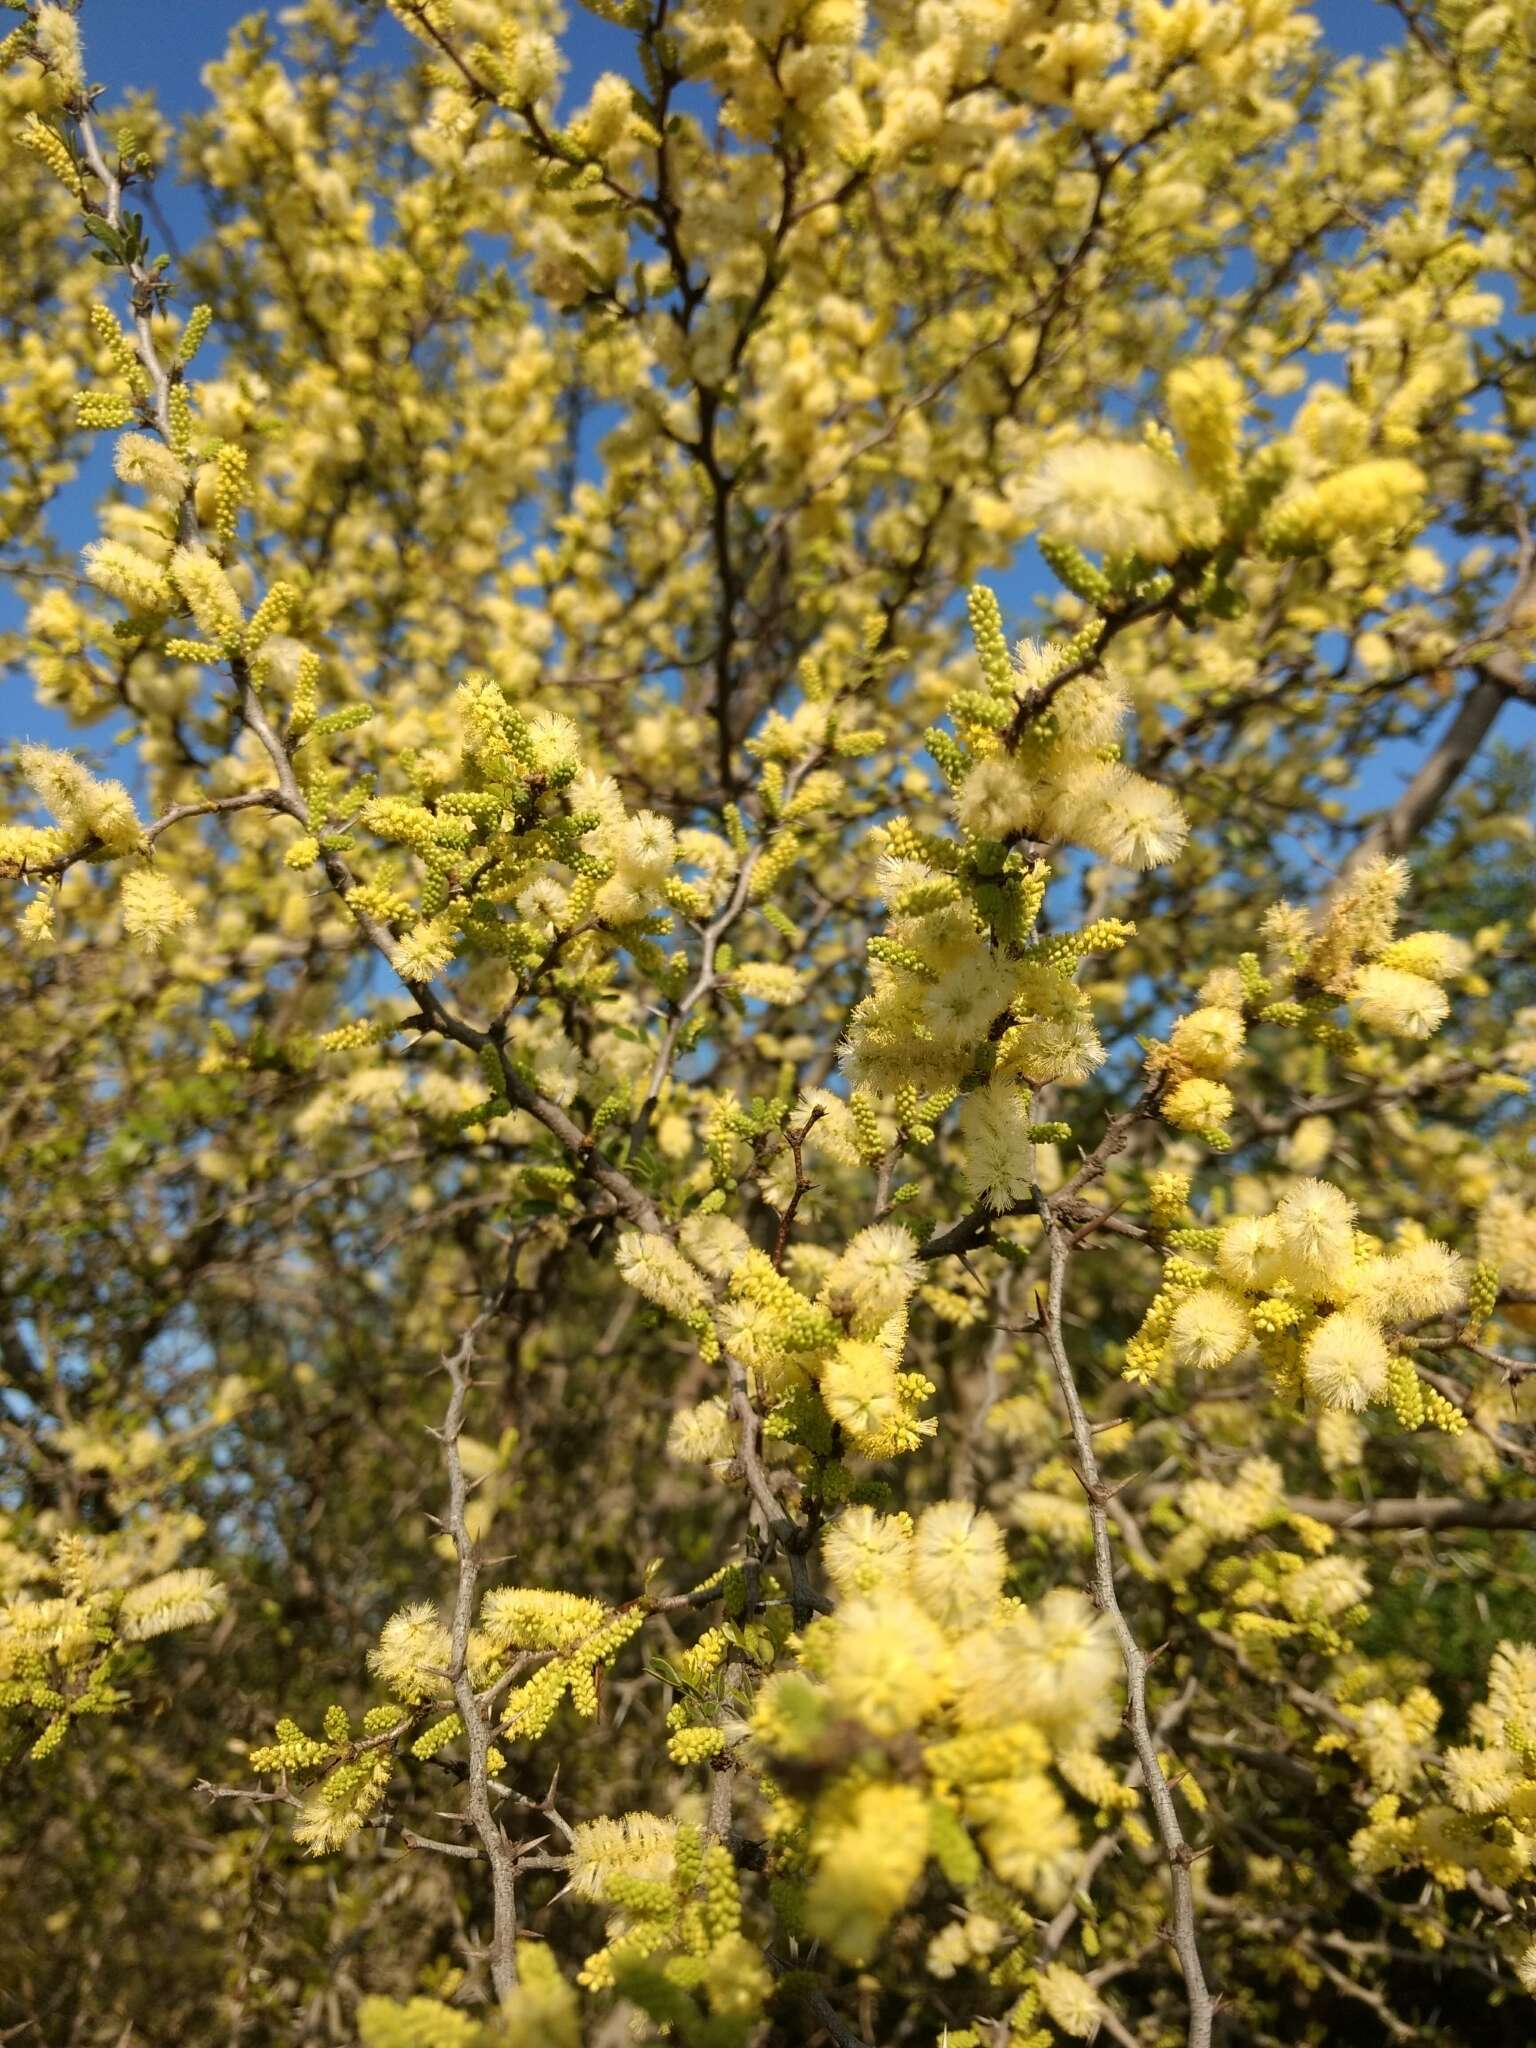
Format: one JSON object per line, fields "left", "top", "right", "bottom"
{"left": 631, "top": 748, "right": 825, "bottom": 1146}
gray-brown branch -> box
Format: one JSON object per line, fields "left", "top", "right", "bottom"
{"left": 1292, "top": 1494, "right": 1536, "bottom": 1532}
{"left": 439, "top": 1315, "right": 521, "bottom": 1998}
{"left": 1342, "top": 513, "right": 1535, "bottom": 875}
{"left": 1036, "top": 1200, "right": 1215, "bottom": 2048}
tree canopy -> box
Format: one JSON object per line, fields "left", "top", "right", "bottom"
{"left": 3, "top": 1, "right": 1536, "bottom": 2043}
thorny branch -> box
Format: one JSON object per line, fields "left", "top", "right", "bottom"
{"left": 1040, "top": 1678, "right": 1199, "bottom": 1962}
{"left": 726, "top": 1352, "right": 826, "bottom": 1630}
{"left": 1034, "top": 1197, "right": 1216, "bottom": 2048}
{"left": 918, "top": 1091, "right": 1155, "bottom": 1262}
{"left": 429, "top": 1307, "right": 744, "bottom": 1987}
{"left": 771, "top": 1105, "right": 825, "bottom": 1270}
{"left": 437, "top": 1312, "right": 523, "bottom": 1999}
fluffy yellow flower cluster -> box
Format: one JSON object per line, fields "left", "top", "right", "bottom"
{"left": 5, "top": 743, "right": 140, "bottom": 872}
{"left": 1024, "top": 368, "right": 1427, "bottom": 587}
{"left": 840, "top": 588, "right": 1187, "bottom": 1210}
{"left": 1127, "top": 1175, "right": 1469, "bottom": 1430}
{"left": 845, "top": 884, "right": 1125, "bottom": 1105}
{"left": 623, "top": 1219, "right": 935, "bottom": 1460}
{"left": 1018, "top": 431, "right": 1220, "bottom": 565}
{"left": 1255, "top": 854, "right": 1458, "bottom": 1027}
{"left": 1347, "top": 1642, "right": 1536, "bottom": 1993}
{"left": 119, "top": 868, "right": 195, "bottom": 953}
{"left": 950, "top": 612, "right": 1188, "bottom": 871}
{"left": 749, "top": 1502, "right": 1123, "bottom": 1964}
{"left": 1150, "top": 853, "right": 1469, "bottom": 1143}
{"left": 1132, "top": 1452, "right": 1380, "bottom": 1669}
{"left": 253, "top": 1580, "right": 648, "bottom": 1855}
{"left": 348, "top": 679, "right": 684, "bottom": 995}
{"left": 360, "top": 1944, "right": 579, "bottom": 2048}
{"left": 0, "top": 1528, "right": 225, "bottom": 1762}
{"left": 1264, "top": 456, "right": 1429, "bottom": 554}
{"left": 560, "top": 1815, "right": 770, "bottom": 2024}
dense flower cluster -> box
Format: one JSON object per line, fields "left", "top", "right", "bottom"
{"left": 748, "top": 1504, "right": 1121, "bottom": 1971}
{"left": 2, "top": 2, "right": 1535, "bottom": 2044}
{"left": 1124, "top": 1176, "right": 1470, "bottom": 1429}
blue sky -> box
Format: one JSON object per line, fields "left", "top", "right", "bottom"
{"left": 5, "top": 0, "right": 1530, "bottom": 815}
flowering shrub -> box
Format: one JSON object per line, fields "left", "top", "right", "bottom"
{"left": 2, "top": 2, "right": 1536, "bottom": 2044}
